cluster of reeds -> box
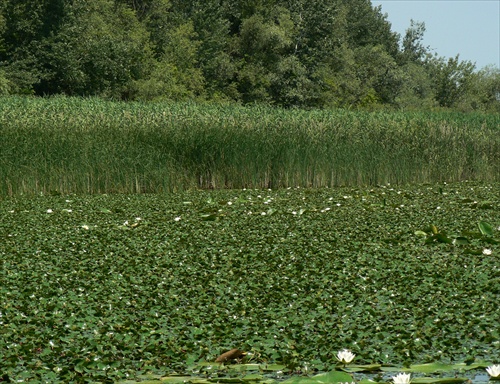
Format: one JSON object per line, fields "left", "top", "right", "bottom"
{"left": 1, "top": 96, "right": 499, "bottom": 195}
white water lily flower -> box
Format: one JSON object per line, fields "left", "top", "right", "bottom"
{"left": 336, "top": 349, "right": 355, "bottom": 364}
{"left": 486, "top": 365, "right": 500, "bottom": 378}
{"left": 392, "top": 373, "right": 411, "bottom": 384}
{"left": 483, "top": 248, "right": 492, "bottom": 255}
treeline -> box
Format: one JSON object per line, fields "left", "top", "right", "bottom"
{"left": 0, "top": 0, "right": 498, "bottom": 111}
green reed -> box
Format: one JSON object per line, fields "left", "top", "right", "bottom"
{"left": 1, "top": 96, "right": 499, "bottom": 195}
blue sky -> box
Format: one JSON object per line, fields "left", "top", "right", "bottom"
{"left": 370, "top": 0, "right": 500, "bottom": 70}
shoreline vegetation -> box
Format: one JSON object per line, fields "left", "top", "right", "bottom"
{"left": 1, "top": 96, "right": 499, "bottom": 196}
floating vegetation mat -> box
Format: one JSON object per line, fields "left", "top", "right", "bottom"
{"left": 0, "top": 181, "right": 498, "bottom": 382}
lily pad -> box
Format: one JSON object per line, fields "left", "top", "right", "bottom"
{"left": 411, "top": 378, "right": 467, "bottom": 384}
{"left": 478, "top": 221, "right": 494, "bottom": 236}
{"left": 342, "top": 364, "right": 383, "bottom": 373}
{"left": 282, "top": 371, "right": 354, "bottom": 384}
{"left": 404, "top": 363, "right": 455, "bottom": 373}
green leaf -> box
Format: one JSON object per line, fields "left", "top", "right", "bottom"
{"left": 208, "top": 378, "right": 249, "bottom": 383}
{"left": 200, "top": 213, "right": 220, "bottom": 221}
{"left": 157, "top": 376, "right": 194, "bottom": 383}
{"left": 451, "top": 361, "right": 494, "bottom": 370}
{"left": 241, "top": 374, "right": 268, "bottom": 381}
{"left": 259, "top": 364, "right": 288, "bottom": 371}
{"left": 436, "top": 233, "right": 453, "bottom": 243}
{"left": 478, "top": 221, "right": 494, "bottom": 236}
{"left": 410, "top": 378, "right": 467, "bottom": 384}
{"left": 425, "top": 233, "right": 453, "bottom": 244}
{"left": 405, "top": 362, "right": 454, "bottom": 373}
{"left": 341, "top": 364, "right": 382, "bottom": 372}
{"left": 431, "top": 225, "right": 439, "bottom": 235}
{"left": 464, "top": 248, "right": 483, "bottom": 255}
{"left": 282, "top": 371, "right": 354, "bottom": 384}
{"left": 453, "top": 236, "right": 469, "bottom": 245}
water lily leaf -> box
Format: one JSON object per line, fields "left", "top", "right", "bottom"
{"left": 259, "top": 364, "right": 288, "bottom": 372}
{"left": 425, "top": 233, "right": 453, "bottom": 244}
{"left": 312, "top": 371, "right": 354, "bottom": 383}
{"left": 460, "top": 198, "right": 475, "bottom": 204}
{"left": 358, "top": 380, "right": 378, "bottom": 384}
{"left": 478, "top": 202, "right": 494, "bottom": 209}
{"left": 157, "top": 376, "right": 194, "bottom": 383}
{"left": 284, "top": 371, "right": 354, "bottom": 384}
{"left": 436, "top": 233, "right": 453, "bottom": 243}
{"left": 208, "top": 378, "right": 250, "bottom": 383}
{"left": 410, "top": 378, "right": 467, "bottom": 384}
{"left": 241, "top": 374, "right": 268, "bottom": 381}
{"left": 453, "top": 237, "right": 469, "bottom": 245}
{"left": 200, "top": 213, "right": 220, "bottom": 221}
{"left": 464, "top": 248, "right": 483, "bottom": 255}
{"left": 225, "top": 364, "right": 262, "bottom": 372}
{"left": 237, "top": 364, "right": 262, "bottom": 370}
{"left": 404, "top": 363, "right": 454, "bottom": 373}
{"left": 484, "top": 237, "right": 499, "bottom": 244}
{"left": 451, "top": 361, "right": 494, "bottom": 370}
{"left": 342, "top": 364, "right": 382, "bottom": 372}
{"left": 478, "top": 221, "right": 494, "bottom": 236}
{"left": 137, "top": 374, "right": 164, "bottom": 380}
{"left": 461, "top": 230, "right": 483, "bottom": 239}
{"left": 380, "top": 367, "right": 407, "bottom": 372}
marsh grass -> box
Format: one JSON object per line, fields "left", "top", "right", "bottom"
{"left": 1, "top": 96, "right": 499, "bottom": 195}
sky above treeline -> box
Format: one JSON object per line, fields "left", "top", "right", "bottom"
{"left": 371, "top": 0, "right": 500, "bottom": 70}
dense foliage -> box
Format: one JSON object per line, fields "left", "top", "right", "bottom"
{"left": 1, "top": 97, "right": 499, "bottom": 196}
{"left": 0, "top": 183, "right": 499, "bottom": 382}
{"left": 0, "top": 0, "right": 498, "bottom": 111}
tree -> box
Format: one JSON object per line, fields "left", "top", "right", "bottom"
{"left": 343, "top": 0, "right": 399, "bottom": 57}
{"left": 394, "top": 62, "right": 435, "bottom": 110}
{"left": 0, "top": 0, "right": 66, "bottom": 93}
{"left": 428, "top": 54, "right": 476, "bottom": 108}
{"left": 269, "top": 55, "right": 316, "bottom": 107}
{"left": 40, "top": 0, "right": 153, "bottom": 97}
{"left": 455, "top": 65, "right": 500, "bottom": 112}
{"left": 353, "top": 44, "right": 399, "bottom": 106}
{"left": 235, "top": 7, "right": 297, "bottom": 104}
{"left": 401, "top": 20, "right": 429, "bottom": 64}
{"left": 132, "top": 21, "right": 205, "bottom": 100}
{"left": 0, "top": 0, "right": 495, "bottom": 111}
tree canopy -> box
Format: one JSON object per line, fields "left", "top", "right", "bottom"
{"left": 0, "top": 0, "right": 498, "bottom": 111}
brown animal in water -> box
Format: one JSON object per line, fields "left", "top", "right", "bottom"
{"left": 215, "top": 348, "right": 246, "bottom": 363}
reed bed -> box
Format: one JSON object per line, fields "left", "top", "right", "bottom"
{"left": 1, "top": 96, "right": 499, "bottom": 195}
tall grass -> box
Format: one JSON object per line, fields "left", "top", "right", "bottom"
{"left": 1, "top": 96, "right": 499, "bottom": 195}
